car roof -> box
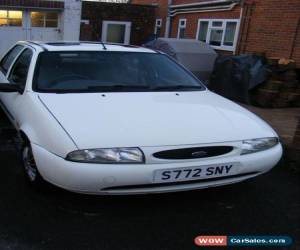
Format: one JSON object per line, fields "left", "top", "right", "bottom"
{"left": 18, "top": 41, "right": 156, "bottom": 53}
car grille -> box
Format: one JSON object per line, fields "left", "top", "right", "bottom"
{"left": 153, "top": 146, "right": 234, "bottom": 160}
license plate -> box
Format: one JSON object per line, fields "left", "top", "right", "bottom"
{"left": 153, "top": 162, "right": 240, "bottom": 183}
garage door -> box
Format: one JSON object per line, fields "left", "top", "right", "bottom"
{"left": 0, "top": 10, "right": 62, "bottom": 57}
{"left": 29, "top": 12, "right": 61, "bottom": 41}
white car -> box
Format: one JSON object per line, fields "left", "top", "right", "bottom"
{"left": 0, "top": 41, "right": 282, "bottom": 195}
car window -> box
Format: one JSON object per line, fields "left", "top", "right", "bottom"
{"left": 8, "top": 49, "right": 33, "bottom": 91}
{"left": 33, "top": 51, "right": 205, "bottom": 93}
{"left": 0, "top": 45, "right": 24, "bottom": 75}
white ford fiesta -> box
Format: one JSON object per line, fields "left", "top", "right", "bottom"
{"left": 0, "top": 41, "right": 282, "bottom": 195}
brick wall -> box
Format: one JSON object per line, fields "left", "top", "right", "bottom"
{"left": 80, "top": 1, "right": 156, "bottom": 45}
{"left": 131, "top": 0, "right": 168, "bottom": 37}
{"left": 170, "top": 6, "right": 241, "bottom": 39}
{"left": 238, "top": 0, "right": 300, "bottom": 67}
{"left": 0, "top": 0, "right": 64, "bottom": 9}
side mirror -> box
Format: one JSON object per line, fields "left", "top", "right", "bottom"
{"left": 0, "top": 83, "right": 22, "bottom": 93}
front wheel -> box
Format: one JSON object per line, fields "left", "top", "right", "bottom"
{"left": 22, "top": 142, "right": 46, "bottom": 188}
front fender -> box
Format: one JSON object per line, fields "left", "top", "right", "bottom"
{"left": 17, "top": 93, "right": 78, "bottom": 157}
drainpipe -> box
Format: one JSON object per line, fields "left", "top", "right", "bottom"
{"left": 289, "top": 16, "right": 300, "bottom": 59}
{"left": 234, "top": 4, "right": 243, "bottom": 55}
{"left": 164, "top": 0, "right": 172, "bottom": 38}
{"left": 237, "top": 0, "right": 254, "bottom": 54}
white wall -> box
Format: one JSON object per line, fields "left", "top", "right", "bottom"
{"left": 0, "top": 0, "right": 82, "bottom": 57}
{"left": 62, "top": 0, "right": 82, "bottom": 41}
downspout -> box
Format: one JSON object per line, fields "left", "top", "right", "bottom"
{"left": 234, "top": 3, "right": 243, "bottom": 55}
{"left": 164, "top": 0, "right": 172, "bottom": 38}
{"left": 289, "top": 16, "right": 300, "bottom": 59}
{"left": 237, "top": 0, "right": 254, "bottom": 54}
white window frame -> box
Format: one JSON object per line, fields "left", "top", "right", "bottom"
{"left": 196, "top": 19, "right": 240, "bottom": 51}
{"left": 30, "top": 11, "right": 59, "bottom": 28}
{"left": 177, "top": 18, "right": 186, "bottom": 39}
{"left": 101, "top": 20, "right": 132, "bottom": 45}
{"left": 0, "top": 10, "right": 23, "bottom": 27}
{"left": 154, "top": 18, "right": 162, "bottom": 35}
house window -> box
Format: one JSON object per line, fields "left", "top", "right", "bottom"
{"left": 198, "top": 21, "right": 208, "bottom": 42}
{"left": 224, "top": 21, "right": 237, "bottom": 46}
{"left": 154, "top": 19, "right": 162, "bottom": 37}
{"left": 177, "top": 19, "right": 186, "bottom": 39}
{"left": 31, "top": 12, "right": 58, "bottom": 28}
{"left": 196, "top": 19, "right": 239, "bottom": 51}
{"left": 0, "top": 10, "right": 22, "bottom": 27}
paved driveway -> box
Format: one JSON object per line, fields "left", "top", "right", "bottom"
{"left": 0, "top": 111, "right": 299, "bottom": 250}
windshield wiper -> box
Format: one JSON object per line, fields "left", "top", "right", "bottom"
{"left": 87, "top": 85, "right": 150, "bottom": 91}
{"left": 51, "top": 85, "right": 151, "bottom": 93}
{"left": 51, "top": 84, "right": 202, "bottom": 94}
{"left": 151, "top": 85, "right": 202, "bottom": 91}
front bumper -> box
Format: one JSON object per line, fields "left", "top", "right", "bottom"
{"left": 32, "top": 143, "right": 282, "bottom": 195}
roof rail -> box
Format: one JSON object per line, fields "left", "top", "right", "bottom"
{"left": 80, "top": 41, "right": 108, "bottom": 50}
{"left": 45, "top": 42, "right": 81, "bottom": 46}
{"left": 26, "top": 41, "right": 48, "bottom": 51}
{"left": 80, "top": 41, "right": 145, "bottom": 50}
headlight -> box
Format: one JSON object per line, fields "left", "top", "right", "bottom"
{"left": 241, "top": 137, "right": 279, "bottom": 155}
{"left": 66, "top": 147, "right": 145, "bottom": 164}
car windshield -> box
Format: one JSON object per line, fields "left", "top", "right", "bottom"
{"left": 33, "top": 51, "right": 205, "bottom": 93}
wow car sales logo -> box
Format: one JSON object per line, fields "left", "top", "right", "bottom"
{"left": 194, "top": 235, "right": 293, "bottom": 247}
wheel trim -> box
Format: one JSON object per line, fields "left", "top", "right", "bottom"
{"left": 23, "top": 146, "right": 37, "bottom": 182}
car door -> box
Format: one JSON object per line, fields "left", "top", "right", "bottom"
{"left": 0, "top": 47, "right": 33, "bottom": 127}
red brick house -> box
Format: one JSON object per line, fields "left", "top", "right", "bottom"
{"left": 131, "top": 0, "right": 300, "bottom": 68}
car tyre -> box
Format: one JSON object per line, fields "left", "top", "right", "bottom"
{"left": 22, "top": 141, "right": 46, "bottom": 188}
